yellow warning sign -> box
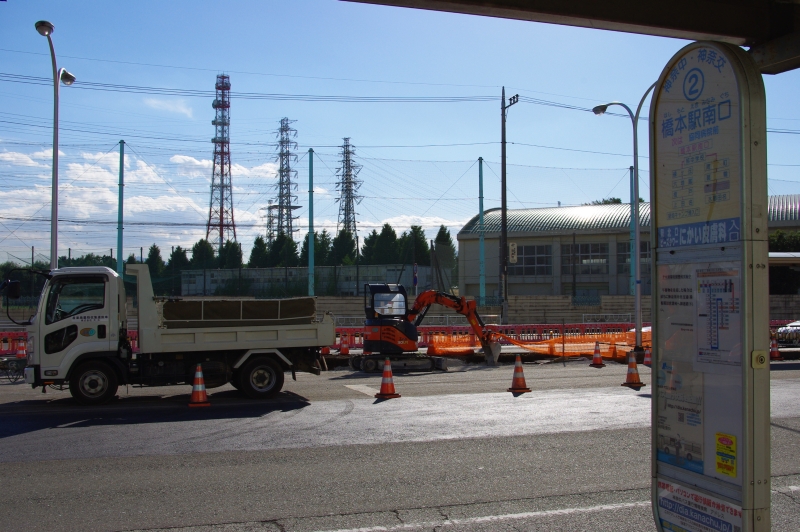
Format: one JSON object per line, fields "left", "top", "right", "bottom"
{"left": 715, "top": 432, "right": 737, "bottom": 477}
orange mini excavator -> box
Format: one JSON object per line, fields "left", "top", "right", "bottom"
{"left": 350, "top": 283, "right": 500, "bottom": 372}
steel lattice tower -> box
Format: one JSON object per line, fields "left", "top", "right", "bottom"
{"left": 336, "top": 138, "right": 362, "bottom": 235}
{"left": 206, "top": 74, "right": 236, "bottom": 252}
{"left": 274, "top": 118, "right": 300, "bottom": 235}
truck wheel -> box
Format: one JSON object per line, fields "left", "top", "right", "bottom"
{"left": 69, "top": 361, "right": 119, "bottom": 405}
{"left": 238, "top": 357, "right": 284, "bottom": 399}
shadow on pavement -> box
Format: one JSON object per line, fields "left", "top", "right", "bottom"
{"left": 770, "top": 362, "right": 800, "bottom": 371}
{"left": 0, "top": 390, "right": 310, "bottom": 439}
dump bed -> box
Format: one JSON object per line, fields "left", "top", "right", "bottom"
{"left": 127, "top": 264, "right": 335, "bottom": 354}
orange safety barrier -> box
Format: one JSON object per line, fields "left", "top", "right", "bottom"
{"left": 0, "top": 332, "right": 28, "bottom": 356}
{"left": 427, "top": 329, "right": 652, "bottom": 360}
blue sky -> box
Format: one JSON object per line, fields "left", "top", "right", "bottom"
{"left": 1, "top": 0, "right": 799, "bottom": 264}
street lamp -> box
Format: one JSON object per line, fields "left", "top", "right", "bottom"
{"left": 36, "top": 20, "right": 75, "bottom": 270}
{"left": 592, "top": 82, "right": 656, "bottom": 355}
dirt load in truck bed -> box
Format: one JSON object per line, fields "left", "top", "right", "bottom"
{"left": 160, "top": 297, "right": 317, "bottom": 329}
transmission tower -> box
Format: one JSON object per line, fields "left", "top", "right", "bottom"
{"left": 274, "top": 117, "right": 300, "bottom": 235}
{"left": 336, "top": 137, "right": 362, "bottom": 235}
{"left": 264, "top": 204, "right": 278, "bottom": 244}
{"left": 206, "top": 74, "right": 236, "bottom": 252}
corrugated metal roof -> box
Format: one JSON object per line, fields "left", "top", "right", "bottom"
{"left": 459, "top": 203, "right": 651, "bottom": 235}
{"left": 459, "top": 195, "right": 800, "bottom": 236}
{"left": 768, "top": 194, "right": 800, "bottom": 223}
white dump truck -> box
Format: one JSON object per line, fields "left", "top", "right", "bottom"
{"left": 13, "top": 264, "right": 334, "bottom": 405}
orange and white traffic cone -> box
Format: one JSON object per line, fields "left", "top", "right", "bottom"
{"left": 15, "top": 337, "right": 26, "bottom": 359}
{"left": 643, "top": 347, "right": 652, "bottom": 367}
{"left": 340, "top": 334, "right": 350, "bottom": 356}
{"left": 621, "top": 351, "right": 646, "bottom": 391}
{"left": 610, "top": 343, "right": 618, "bottom": 361}
{"left": 188, "top": 364, "right": 211, "bottom": 407}
{"left": 507, "top": 354, "right": 532, "bottom": 394}
{"left": 375, "top": 358, "right": 401, "bottom": 399}
{"left": 589, "top": 341, "right": 606, "bottom": 368}
{"left": 770, "top": 338, "right": 783, "bottom": 361}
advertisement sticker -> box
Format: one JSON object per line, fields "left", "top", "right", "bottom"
{"left": 658, "top": 478, "right": 742, "bottom": 532}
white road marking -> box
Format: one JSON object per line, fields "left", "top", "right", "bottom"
{"left": 344, "top": 384, "right": 378, "bottom": 396}
{"left": 55, "top": 420, "right": 88, "bottom": 428}
{"left": 314, "top": 501, "right": 650, "bottom": 532}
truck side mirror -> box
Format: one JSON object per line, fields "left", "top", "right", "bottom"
{"left": 5, "top": 280, "right": 21, "bottom": 299}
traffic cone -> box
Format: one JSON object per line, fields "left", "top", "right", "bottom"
{"left": 770, "top": 338, "right": 783, "bottom": 361}
{"left": 621, "top": 351, "right": 646, "bottom": 391}
{"left": 374, "top": 358, "right": 401, "bottom": 399}
{"left": 610, "top": 343, "right": 618, "bottom": 361}
{"left": 507, "top": 354, "right": 532, "bottom": 394}
{"left": 188, "top": 364, "right": 211, "bottom": 407}
{"left": 15, "top": 337, "right": 26, "bottom": 359}
{"left": 321, "top": 346, "right": 330, "bottom": 355}
{"left": 340, "top": 334, "right": 350, "bottom": 356}
{"left": 589, "top": 341, "right": 606, "bottom": 368}
{"left": 643, "top": 347, "right": 652, "bottom": 367}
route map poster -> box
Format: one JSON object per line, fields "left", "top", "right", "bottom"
{"left": 695, "top": 266, "right": 742, "bottom": 374}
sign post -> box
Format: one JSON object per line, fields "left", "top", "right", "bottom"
{"left": 650, "top": 42, "right": 770, "bottom": 531}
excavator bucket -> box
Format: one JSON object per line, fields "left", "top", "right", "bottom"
{"left": 483, "top": 340, "right": 501, "bottom": 366}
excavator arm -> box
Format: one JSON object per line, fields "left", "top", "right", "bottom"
{"left": 407, "top": 290, "right": 500, "bottom": 364}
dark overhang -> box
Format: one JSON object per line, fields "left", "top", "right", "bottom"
{"left": 346, "top": 1, "right": 800, "bottom": 74}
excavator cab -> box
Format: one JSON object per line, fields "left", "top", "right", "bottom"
{"left": 363, "top": 284, "right": 418, "bottom": 354}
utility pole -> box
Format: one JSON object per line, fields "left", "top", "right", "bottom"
{"left": 117, "top": 140, "right": 124, "bottom": 275}
{"left": 500, "top": 86, "right": 518, "bottom": 324}
{"left": 206, "top": 74, "right": 236, "bottom": 253}
{"left": 308, "top": 148, "right": 314, "bottom": 296}
{"left": 478, "top": 157, "right": 485, "bottom": 307}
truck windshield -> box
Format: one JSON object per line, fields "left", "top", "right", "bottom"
{"left": 373, "top": 293, "right": 406, "bottom": 316}
{"left": 45, "top": 276, "right": 106, "bottom": 325}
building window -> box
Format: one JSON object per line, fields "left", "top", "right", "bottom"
{"left": 561, "top": 243, "right": 609, "bottom": 275}
{"left": 616, "top": 242, "right": 652, "bottom": 275}
{"left": 509, "top": 245, "right": 552, "bottom": 276}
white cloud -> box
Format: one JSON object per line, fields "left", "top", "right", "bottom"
{"left": 144, "top": 98, "right": 194, "bottom": 118}
{"left": 0, "top": 151, "right": 46, "bottom": 167}
{"left": 30, "top": 148, "right": 65, "bottom": 159}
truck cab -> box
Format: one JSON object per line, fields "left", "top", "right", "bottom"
{"left": 25, "top": 266, "right": 126, "bottom": 392}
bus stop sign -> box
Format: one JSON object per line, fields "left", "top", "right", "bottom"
{"left": 650, "top": 41, "right": 770, "bottom": 532}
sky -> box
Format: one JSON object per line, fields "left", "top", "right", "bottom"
{"left": 1, "top": 0, "right": 799, "bottom": 265}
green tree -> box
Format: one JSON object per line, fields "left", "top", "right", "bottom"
{"left": 218, "top": 240, "right": 243, "bottom": 269}
{"left": 329, "top": 229, "right": 357, "bottom": 266}
{"left": 248, "top": 235, "right": 270, "bottom": 268}
{"left": 167, "top": 246, "right": 190, "bottom": 272}
{"left": 769, "top": 230, "right": 800, "bottom": 252}
{"left": 125, "top": 253, "right": 137, "bottom": 265}
{"left": 268, "top": 232, "right": 299, "bottom": 267}
{"left": 397, "top": 225, "right": 430, "bottom": 266}
{"left": 300, "top": 230, "right": 332, "bottom": 266}
{"left": 586, "top": 197, "right": 622, "bottom": 205}
{"left": 190, "top": 239, "right": 216, "bottom": 269}
{"left": 433, "top": 225, "right": 457, "bottom": 289}
{"left": 360, "top": 229, "right": 379, "bottom": 265}
{"left": 145, "top": 244, "right": 165, "bottom": 277}
{"left": 373, "top": 223, "right": 398, "bottom": 264}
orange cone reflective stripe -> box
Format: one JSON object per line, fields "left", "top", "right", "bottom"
{"left": 507, "top": 354, "right": 531, "bottom": 393}
{"left": 621, "top": 352, "right": 646, "bottom": 391}
{"left": 770, "top": 338, "right": 783, "bottom": 361}
{"left": 189, "top": 363, "right": 211, "bottom": 407}
{"left": 643, "top": 347, "right": 652, "bottom": 367}
{"left": 590, "top": 341, "right": 606, "bottom": 368}
{"left": 375, "top": 358, "right": 401, "bottom": 399}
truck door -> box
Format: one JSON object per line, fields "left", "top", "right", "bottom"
{"left": 40, "top": 274, "right": 112, "bottom": 374}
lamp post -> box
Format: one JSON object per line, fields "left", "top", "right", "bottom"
{"left": 35, "top": 20, "right": 75, "bottom": 270}
{"left": 592, "top": 82, "right": 656, "bottom": 354}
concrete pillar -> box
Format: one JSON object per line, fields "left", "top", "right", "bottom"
{"left": 552, "top": 237, "right": 562, "bottom": 295}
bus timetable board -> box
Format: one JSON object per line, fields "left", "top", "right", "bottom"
{"left": 649, "top": 42, "right": 770, "bottom": 532}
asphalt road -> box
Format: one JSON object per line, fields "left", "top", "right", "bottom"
{"left": 0, "top": 359, "right": 798, "bottom": 532}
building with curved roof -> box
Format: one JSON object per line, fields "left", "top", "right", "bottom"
{"left": 457, "top": 195, "right": 800, "bottom": 299}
